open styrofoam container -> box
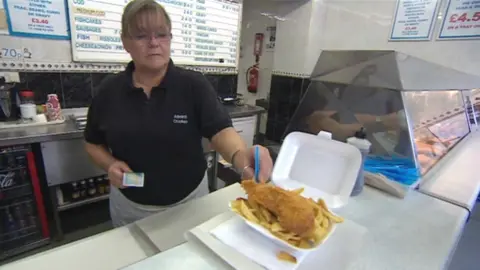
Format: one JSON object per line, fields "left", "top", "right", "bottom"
{"left": 271, "top": 131, "right": 362, "bottom": 209}
{"left": 230, "top": 201, "right": 337, "bottom": 256}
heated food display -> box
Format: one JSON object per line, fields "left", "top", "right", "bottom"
{"left": 414, "top": 111, "right": 470, "bottom": 174}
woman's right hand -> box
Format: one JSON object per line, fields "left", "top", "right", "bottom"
{"left": 107, "top": 160, "right": 132, "bottom": 188}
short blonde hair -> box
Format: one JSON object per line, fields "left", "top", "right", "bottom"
{"left": 121, "top": 0, "right": 171, "bottom": 37}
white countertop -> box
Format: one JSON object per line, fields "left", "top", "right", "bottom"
{"left": 1, "top": 225, "right": 151, "bottom": 270}
{"left": 121, "top": 241, "right": 234, "bottom": 270}
{"left": 135, "top": 183, "right": 245, "bottom": 251}
{"left": 419, "top": 132, "right": 480, "bottom": 212}
{"left": 129, "top": 185, "right": 468, "bottom": 270}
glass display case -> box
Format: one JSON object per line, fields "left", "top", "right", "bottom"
{"left": 284, "top": 50, "right": 480, "bottom": 180}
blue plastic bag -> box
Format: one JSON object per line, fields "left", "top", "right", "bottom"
{"left": 364, "top": 155, "right": 420, "bottom": 186}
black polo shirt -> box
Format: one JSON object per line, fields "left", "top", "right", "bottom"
{"left": 84, "top": 60, "right": 232, "bottom": 206}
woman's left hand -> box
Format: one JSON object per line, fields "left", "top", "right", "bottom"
{"left": 237, "top": 145, "right": 273, "bottom": 183}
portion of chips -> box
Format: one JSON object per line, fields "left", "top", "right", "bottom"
{"left": 230, "top": 190, "right": 344, "bottom": 251}
{"left": 277, "top": 251, "right": 297, "bottom": 264}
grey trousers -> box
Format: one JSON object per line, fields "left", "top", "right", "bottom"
{"left": 109, "top": 173, "right": 209, "bottom": 227}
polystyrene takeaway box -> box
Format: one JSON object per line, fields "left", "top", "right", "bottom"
{"left": 271, "top": 131, "right": 362, "bottom": 209}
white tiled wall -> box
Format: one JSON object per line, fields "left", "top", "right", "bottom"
{"left": 236, "top": 0, "right": 277, "bottom": 106}
{"left": 236, "top": 0, "right": 283, "bottom": 133}
{"left": 269, "top": 0, "right": 480, "bottom": 77}
{"left": 321, "top": 0, "right": 480, "bottom": 76}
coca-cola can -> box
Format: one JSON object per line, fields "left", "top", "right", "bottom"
{"left": 46, "top": 94, "right": 62, "bottom": 121}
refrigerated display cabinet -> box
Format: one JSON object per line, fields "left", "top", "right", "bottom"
{"left": 284, "top": 50, "right": 480, "bottom": 182}
{"left": 0, "top": 145, "right": 50, "bottom": 260}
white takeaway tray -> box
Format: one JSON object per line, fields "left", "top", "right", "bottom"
{"left": 185, "top": 212, "right": 367, "bottom": 270}
{"left": 272, "top": 132, "right": 362, "bottom": 209}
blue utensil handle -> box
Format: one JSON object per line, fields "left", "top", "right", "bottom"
{"left": 254, "top": 146, "right": 260, "bottom": 183}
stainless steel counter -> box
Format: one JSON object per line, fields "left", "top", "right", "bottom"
{"left": 223, "top": 104, "right": 265, "bottom": 118}
{"left": 0, "top": 121, "right": 82, "bottom": 147}
{"left": 0, "top": 105, "right": 264, "bottom": 147}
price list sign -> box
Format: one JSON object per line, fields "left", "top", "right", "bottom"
{"left": 67, "top": 0, "right": 240, "bottom": 66}
{"left": 4, "top": 0, "right": 69, "bottom": 39}
{"left": 439, "top": 0, "right": 480, "bottom": 39}
{"left": 390, "top": 0, "right": 439, "bottom": 40}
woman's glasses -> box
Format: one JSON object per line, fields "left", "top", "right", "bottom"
{"left": 131, "top": 32, "right": 172, "bottom": 42}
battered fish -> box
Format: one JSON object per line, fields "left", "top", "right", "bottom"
{"left": 241, "top": 180, "right": 315, "bottom": 238}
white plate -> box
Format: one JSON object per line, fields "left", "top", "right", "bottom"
{"left": 272, "top": 132, "right": 362, "bottom": 209}
{"left": 229, "top": 201, "right": 336, "bottom": 255}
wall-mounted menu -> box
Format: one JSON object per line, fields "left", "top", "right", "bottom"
{"left": 438, "top": 0, "right": 480, "bottom": 39}
{"left": 390, "top": 0, "right": 439, "bottom": 40}
{"left": 67, "top": 0, "right": 240, "bottom": 66}
{"left": 4, "top": 0, "right": 70, "bottom": 39}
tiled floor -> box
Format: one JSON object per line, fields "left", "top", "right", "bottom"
{"left": 448, "top": 203, "right": 480, "bottom": 270}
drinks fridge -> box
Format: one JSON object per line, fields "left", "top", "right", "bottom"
{"left": 0, "top": 145, "right": 49, "bottom": 260}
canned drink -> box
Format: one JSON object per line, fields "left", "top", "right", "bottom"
{"left": 46, "top": 94, "right": 62, "bottom": 121}
{"left": 23, "top": 201, "right": 37, "bottom": 227}
{"left": 13, "top": 203, "right": 28, "bottom": 233}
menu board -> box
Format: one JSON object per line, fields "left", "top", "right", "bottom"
{"left": 438, "top": 0, "right": 480, "bottom": 39}
{"left": 0, "top": 1, "right": 8, "bottom": 35}
{"left": 67, "top": 0, "right": 240, "bottom": 66}
{"left": 390, "top": 0, "right": 439, "bottom": 40}
{"left": 3, "top": 0, "right": 69, "bottom": 39}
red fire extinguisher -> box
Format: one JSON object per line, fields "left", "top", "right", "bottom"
{"left": 247, "top": 33, "right": 264, "bottom": 93}
{"left": 247, "top": 64, "right": 259, "bottom": 93}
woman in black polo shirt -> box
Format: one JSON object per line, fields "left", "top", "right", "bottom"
{"left": 84, "top": 0, "right": 273, "bottom": 227}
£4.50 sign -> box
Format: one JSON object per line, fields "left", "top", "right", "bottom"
{"left": 439, "top": 0, "right": 480, "bottom": 39}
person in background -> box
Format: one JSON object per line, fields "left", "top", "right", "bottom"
{"left": 286, "top": 65, "right": 411, "bottom": 157}
{"left": 84, "top": 0, "right": 273, "bottom": 227}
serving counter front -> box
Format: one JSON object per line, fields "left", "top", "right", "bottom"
{"left": 1, "top": 140, "right": 475, "bottom": 270}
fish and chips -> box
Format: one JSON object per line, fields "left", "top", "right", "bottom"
{"left": 230, "top": 180, "right": 344, "bottom": 264}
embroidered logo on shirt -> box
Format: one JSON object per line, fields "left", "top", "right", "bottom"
{"left": 173, "top": 114, "right": 188, "bottom": 124}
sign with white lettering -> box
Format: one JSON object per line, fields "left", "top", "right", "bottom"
{"left": 438, "top": 0, "right": 480, "bottom": 39}
{"left": 0, "top": 171, "right": 16, "bottom": 189}
{"left": 390, "top": 0, "right": 439, "bottom": 40}
{"left": 67, "top": 0, "right": 240, "bottom": 67}
{"left": 4, "top": 0, "right": 70, "bottom": 39}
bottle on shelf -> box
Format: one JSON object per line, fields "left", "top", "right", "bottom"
{"left": 103, "top": 175, "right": 110, "bottom": 193}
{"left": 87, "top": 178, "right": 97, "bottom": 197}
{"left": 22, "top": 201, "right": 37, "bottom": 227}
{"left": 71, "top": 182, "right": 80, "bottom": 201}
{"left": 6, "top": 153, "right": 16, "bottom": 168}
{"left": 12, "top": 203, "right": 28, "bottom": 233}
{"left": 18, "top": 168, "right": 28, "bottom": 185}
{"left": 56, "top": 186, "right": 65, "bottom": 205}
{"left": 79, "top": 180, "right": 87, "bottom": 199}
{"left": 4, "top": 209, "right": 18, "bottom": 239}
{"left": 96, "top": 177, "right": 105, "bottom": 195}
{"left": 14, "top": 153, "right": 26, "bottom": 167}
{"left": 0, "top": 154, "right": 5, "bottom": 171}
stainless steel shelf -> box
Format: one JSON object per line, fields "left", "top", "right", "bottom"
{"left": 57, "top": 194, "right": 109, "bottom": 212}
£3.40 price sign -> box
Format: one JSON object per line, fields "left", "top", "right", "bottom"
{"left": 439, "top": 0, "right": 480, "bottom": 39}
